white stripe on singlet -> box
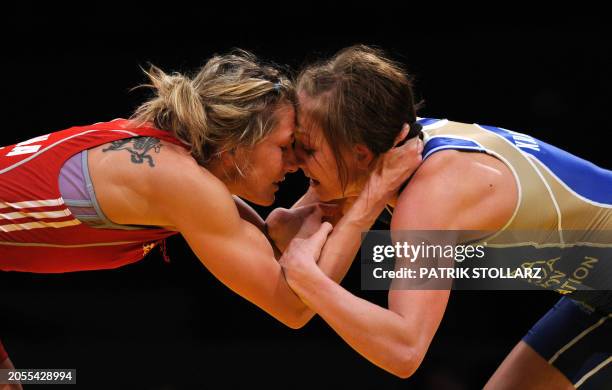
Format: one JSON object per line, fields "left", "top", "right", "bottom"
{"left": 549, "top": 313, "right": 612, "bottom": 364}
{"left": 575, "top": 356, "right": 612, "bottom": 388}
{"left": 0, "top": 198, "right": 64, "bottom": 209}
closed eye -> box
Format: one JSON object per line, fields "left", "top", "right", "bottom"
{"left": 295, "top": 140, "right": 315, "bottom": 156}
{"left": 280, "top": 138, "right": 295, "bottom": 152}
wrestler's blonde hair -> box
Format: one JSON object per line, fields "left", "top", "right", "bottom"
{"left": 130, "top": 50, "right": 295, "bottom": 166}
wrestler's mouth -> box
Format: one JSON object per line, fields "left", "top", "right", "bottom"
{"left": 273, "top": 177, "right": 286, "bottom": 188}
{"left": 304, "top": 172, "right": 320, "bottom": 186}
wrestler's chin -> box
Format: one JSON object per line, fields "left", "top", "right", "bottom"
{"left": 310, "top": 183, "right": 334, "bottom": 202}
{"left": 250, "top": 186, "right": 277, "bottom": 206}
{"left": 259, "top": 196, "right": 275, "bottom": 207}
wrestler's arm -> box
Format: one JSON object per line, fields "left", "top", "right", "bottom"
{"left": 120, "top": 131, "right": 421, "bottom": 329}
{"left": 213, "top": 173, "right": 415, "bottom": 329}
{"left": 178, "top": 146, "right": 419, "bottom": 328}
{"left": 232, "top": 195, "right": 265, "bottom": 232}
{"left": 150, "top": 162, "right": 327, "bottom": 329}
{"left": 164, "top": 136, "right": 421, "bottom": 330}
{"left": 281, "top": 151, "right": 516, "bottom": 377}
{"left": 90, "top": 138, "right": 317, "bottom": 327}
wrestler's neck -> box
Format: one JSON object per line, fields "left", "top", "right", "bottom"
{"left": 339, "top": 195, "right": 398, "bottom": 215}
{"left": 339, "top": 179, "right": 400, "bottom": 213}
{"left": 346, "top": 167, "right": 401, "bottom": 208}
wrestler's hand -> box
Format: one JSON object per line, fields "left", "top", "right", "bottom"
{"left": 279, "top": 220, "right": 333, "bottom": 287}
{"left": 365, "top": 123, "right": 423, "bottom": 201}
{"left": 266, "top": 203, "right": 339, "bottom": 253}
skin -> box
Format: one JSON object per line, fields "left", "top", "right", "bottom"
{"left": 282, "top": 105, "right": 575, "bottom": 388}
{"left": 210, "top": 104, "right": 299, "bottom": 207}
{"left": 485, "top": 341, "right": 574, "bottom": 390}
{"left": 84, "top": 103, "right": 423, "bottom": 331}
{"left": 295, "top": 93, "right": 370, "bottom": 202}
{"left": 2, "top": 100, "right": 422, "bottom": 373}
{"left": 87, "top": 104, "right": 311, "bottom": 328}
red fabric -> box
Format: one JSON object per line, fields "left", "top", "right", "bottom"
{"left": 0, "top": 339, "right": 7, "bottom": 363}
{"left": 0, "top": 119, "right": 185, "bottom": 273}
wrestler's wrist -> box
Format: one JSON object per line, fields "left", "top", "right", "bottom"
{"left": 367, "top": 178, "right": 397, "bottom": 203}
{"left": 349, "top": 190, "right": 388, "bottom": 225}
{"left": 264, "top": 222, "right": 283, "bottom": 258}
{"left": 284, "top": 263, "right": 327, "bottom": 298}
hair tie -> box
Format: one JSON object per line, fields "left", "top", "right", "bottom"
{"left": 409, "top": 122, "right": 423, "bottom": 139}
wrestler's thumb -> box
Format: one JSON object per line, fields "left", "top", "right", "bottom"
{"left": 308, "top": 222, "right": 333, "bottom": 256}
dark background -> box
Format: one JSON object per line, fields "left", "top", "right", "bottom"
{"left": 1, "top": 4, "right": 610, "bottom": 389}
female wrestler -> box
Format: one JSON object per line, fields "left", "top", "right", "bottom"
{"left": 0, "top": 50, "right": 423, "bottom": 377}
{"left": 277, "top": 45, "right": 611, "bottom": 388}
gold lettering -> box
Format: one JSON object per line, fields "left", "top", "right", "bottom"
{"left": 572, "top": 266, "right": 589, "bottom": 280}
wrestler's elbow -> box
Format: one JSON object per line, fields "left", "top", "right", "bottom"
{"left": 282, "top": 306, "right": 315, "bottom": 329}
{"left": 386, "top": 343, "right": 424, "bottom": 379}
{"left": 390, "top": 353, "right": 419, "bottom": 379}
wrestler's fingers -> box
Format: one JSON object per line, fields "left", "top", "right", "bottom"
{"left": 392, "top": 123, "right": 411, "bottom": 147}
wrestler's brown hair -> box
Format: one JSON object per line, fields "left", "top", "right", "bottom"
{"left": 297, "top": 45, "right": 420, "bottom": 190}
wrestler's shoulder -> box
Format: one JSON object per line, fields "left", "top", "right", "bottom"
{"left": 416, "top": 149, "right": 512, "bottom": 187}
{"left": 88, "top": 136, "right": 229, "bottom": 227}
{"left": 394, "top": 149, "right": 517, "bottom": 230}
{"left": 90, "top": 136, "right": 216, "bottom": 184}
{"left": 88, "top": 137, "right": 225, "bottom": 204}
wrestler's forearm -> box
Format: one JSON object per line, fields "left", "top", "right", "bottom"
{"left": 233, "top": 195, "right": 265, "bottom": 232}
{"left": 280, "top": 186, "right": 388, "bottom": 327}
{"left": 316, "top": 187, "right": 387, "bottom": 282}
{"left": 287, "top": 267, "right": 420, "bottom": 378}
{"left": 233, "top": 195, "right": 283, "bottom": 258}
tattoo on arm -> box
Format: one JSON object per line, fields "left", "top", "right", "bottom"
{"left": 102, "top": 137, "right": 162, "bottom": 167}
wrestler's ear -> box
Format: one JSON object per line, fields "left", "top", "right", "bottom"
{"left": 220, "top": 147, "right": 246, "bottom": 167}
{"left": 353, "top": 144, "right": 374, "bottom": 170}
{"left": 219, "top": 149, "right": 235, "bottom": 168}
{"left": 218, "top": 148, "right": 247, "bottom": 178}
